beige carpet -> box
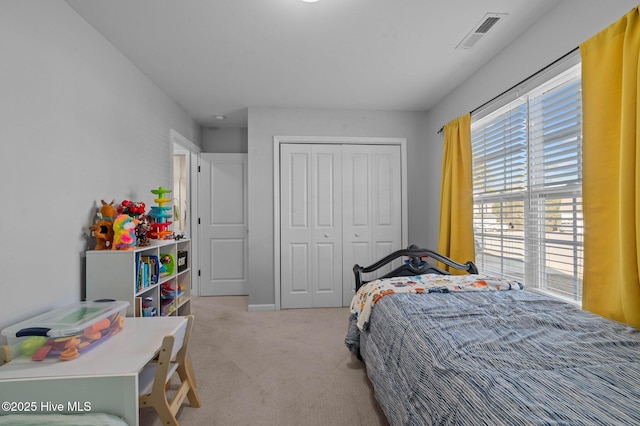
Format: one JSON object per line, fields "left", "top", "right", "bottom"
{"left": 139, "top": 296, "right": 389, "bottom": 426}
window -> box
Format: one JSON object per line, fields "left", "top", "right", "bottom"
{"left": 471, "top": 60, "right": 583, "bottom": 303}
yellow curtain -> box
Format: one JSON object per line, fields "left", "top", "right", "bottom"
{"left": 437, "top": 113, "right": 475, "bottom": 272}
{"left": 581, "top": 7, "right": 640, "bottom": 327}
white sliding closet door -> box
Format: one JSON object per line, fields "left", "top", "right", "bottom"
{"left": 280, "top": 144, "right": 343, "bottom": 308}
{"left": 280, "top": 143, "right": 402, "bottom": 309}
{"left": 342, "top": 145, "right": 402, "bottom": 305}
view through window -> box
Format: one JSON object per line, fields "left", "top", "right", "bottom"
{"left": 471, "top": 62, "right": 583, "bottom": 303}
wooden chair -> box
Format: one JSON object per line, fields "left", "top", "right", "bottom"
{"left": 138, "top": 315, "right": 201, "bottom": 425}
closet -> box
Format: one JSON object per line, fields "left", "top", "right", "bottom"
{"left": 280, "top": 143, "right": 403, "bottom": 308}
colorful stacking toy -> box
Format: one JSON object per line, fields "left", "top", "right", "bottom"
{"left": 149, "top": 186, "right": 173, "bottom": 240}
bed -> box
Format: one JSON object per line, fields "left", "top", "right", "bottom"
{"left": 345, "top": 247, "right": 640, "bottom": 425}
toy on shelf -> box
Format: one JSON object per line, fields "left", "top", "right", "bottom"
{"left": 135, "top": 215, "right": 151, "bottom": 247}
{"left": 89, "top": 220, "right": 114, "bottom": 250}
{"left": 141, "top": 297, "right": 157, "bottom": 317}
{"left": 160, "top": 299, "right": 175, "bottom": 316}
{"left": 112, "top": 214, "right": 138, "bottom": 250}
{"left": 88, "top": 199, "right": 117, "bottom": 250}
{"left": 160, "top": 282, "right": 176, "bottom": 301}
{"left": 159, "top": 282, "right": 176, "bottom": 316}
{"left": 148, "top": 186, "right": 173, "bottom": 240}
{"left": 99, "top": 199, "right": 117, "bottom": 221}
{"left": 117, "top": 199, "right": 151, "bottom": 247}
{"left": 159, "top": 253, "right": 175, "bottom": 276}
{"left": 117, "top": 200, "right": 145, "bottom": 218}
{"left": 177, "top": 284, "right": 184, "bottom": 304}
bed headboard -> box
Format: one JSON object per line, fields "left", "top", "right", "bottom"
{"left": 353, "top": 245, "right": 478, "bottom": 291}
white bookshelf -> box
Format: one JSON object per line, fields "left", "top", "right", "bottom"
{"left": 86, "top": 239, "right": 191, "bottom": 317}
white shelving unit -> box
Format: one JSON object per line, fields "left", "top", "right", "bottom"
{"left": 86, "top": 239, "right": 191, "bottom": 317}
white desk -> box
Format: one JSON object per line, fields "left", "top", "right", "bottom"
{"left": 0, "top": 316, "right": 187, "bottom": 426}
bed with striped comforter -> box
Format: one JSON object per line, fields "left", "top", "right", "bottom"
{"left": 346, "top": 281, "right": 640, "bottom": 425}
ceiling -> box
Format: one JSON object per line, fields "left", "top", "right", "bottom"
{"left": 65, "top": 0, "right": 560, "bottom": 128}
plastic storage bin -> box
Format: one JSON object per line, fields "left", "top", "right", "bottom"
{"left": 2, "top": 300, "right": 128, "bottom": 362}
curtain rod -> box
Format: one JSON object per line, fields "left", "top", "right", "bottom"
{"left": 436, "top": 46, "right": 579, "bottom": 135}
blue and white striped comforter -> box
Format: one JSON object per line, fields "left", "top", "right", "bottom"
{"left": 346, "top": 290, "right": 640, "bottom": 425}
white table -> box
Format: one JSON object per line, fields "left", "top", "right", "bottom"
{"left": 0, "top": 316, "right": 187, "bottom": 426}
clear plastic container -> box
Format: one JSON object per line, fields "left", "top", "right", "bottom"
{"left": 2, "top": 300, "right": 129, "bottom": 361}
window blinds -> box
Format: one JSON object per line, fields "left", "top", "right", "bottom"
{"left": 471, "top": 61, "right": 583, "bottom": 303}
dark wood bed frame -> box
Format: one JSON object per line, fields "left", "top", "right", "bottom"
{"left": 353, "top": 245, "right": 478, "bottom": 291}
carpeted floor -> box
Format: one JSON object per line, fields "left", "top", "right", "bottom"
{"left": 139, "top": 296, "right": 389, "bottom": 426}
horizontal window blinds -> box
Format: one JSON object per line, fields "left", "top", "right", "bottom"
{"left": 528, "top": 76, "right": 582, "bottom": 190}
{"left": 472, "top": 59, "right": 583, "bottom": 303}
{"left": 472, "top": 102, "right": 527, "bottom": 196}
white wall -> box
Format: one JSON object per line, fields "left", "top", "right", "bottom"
{"left": 247, "top": 107, "right": 429, "bottom": 307}
{"left": 421, "top": 0, "right": 638, "bottom": 265}
{"left": 202, "top": 127, "right": 248, "bottom": 153}
{"left": 0, "top": 1, "right": 201, "bottom": 335}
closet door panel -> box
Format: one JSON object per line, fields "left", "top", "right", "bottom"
{"left": 371, "top": 146, "right": 403, "bottom": 282}
{"left": 289, "top": 243, "right": 309, "bottom": 293}
{"left": 342, "top": 145, "right": 403, "bottom": 305}
{"left": 374, "top": 153, "right": 394, "bottom": 225}
{"left": 289, "top": 153, "right": 309, "bottom": 228}
{"left": 346, "top": 241, "right": 371, "bottom": 288}
{"left": 315, "top": 243, "right": 336, "bottom": 292}
{"left": 342, "top": 146, "right": 370, "bottom": 304}
{"left": 281, "top": 145, "right": 313, "bottom": 308}
{"left": 350, "top": 153, "right": 370, "bottom": 227}
{"left": 310, "top": 145, "right": 343, "bottom": 307}
{"left": 281, "top": 144, "right": 342, "bottom": 308}
{"left": 372, "top": 146, "right": 402, "bottom": 241}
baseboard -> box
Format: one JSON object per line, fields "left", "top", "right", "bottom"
{"left": 247, "top": 304, "right": 277, "bottom": 312}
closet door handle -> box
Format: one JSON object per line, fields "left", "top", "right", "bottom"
{"left": 324, "top": 233, "right": 329, "bottom": 238}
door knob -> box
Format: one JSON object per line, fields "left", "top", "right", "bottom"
{"left": 355, "top": 233, "right": 360, "bottom": 237}
{"left": 324, "top": 233, "right": 329, "bottom": 238}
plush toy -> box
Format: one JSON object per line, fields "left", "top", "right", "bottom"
{"left": 99, "top": 199, "right": 117, "bottom": 221}
{"left": 88, "top": 199, "right": 117, "bottom": 250}
{"left": 89, "top": 219, "right": 114, "bottom": 250}
{"left": 112, "top": 214, "right": 138, "bottom": 250}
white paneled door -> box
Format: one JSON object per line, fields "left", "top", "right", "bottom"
{"left": 199, "top": 153, "right": 248, "bottom": 296}
{"left": 280, "top": 143, "right": 402, "bottom": 308}
{"left": 280, "top": 144, "right": 343, "bottom": 308}
{"left": 342, "top": 144, "right": 402, "bottom": 304}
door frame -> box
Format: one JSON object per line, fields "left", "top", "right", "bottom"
{"left": 171, "top": 129, "right": 201, "bottom": 297}
{"left": 273, "top": 136, "right": 408, "bottom": 310}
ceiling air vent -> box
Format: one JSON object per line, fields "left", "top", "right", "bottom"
{"left": 456, "top": 13, "right": 507, "bottom": 50}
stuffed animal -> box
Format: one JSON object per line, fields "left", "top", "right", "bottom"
{"left": 88, "top": 199, "right": 117, "bottom": 250}
{"left": 89, "top": 219, "right": 114, "bottom": 250}
{"left": 112, "top": 214, "right": 138, "bottom": 250}
{"left": 99, "top": 199, "right": 117, "bottom": 221}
